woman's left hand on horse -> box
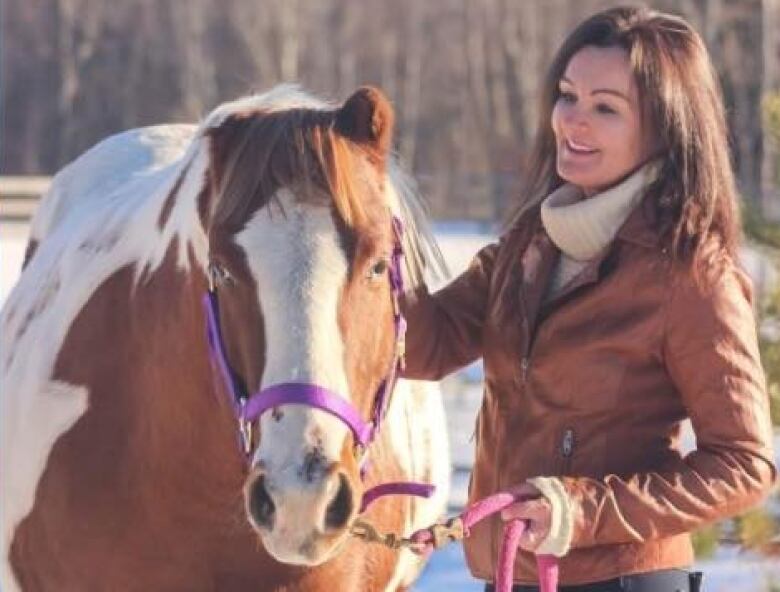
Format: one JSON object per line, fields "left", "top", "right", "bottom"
{"left": 500, "top": 482, "right": 552, "bottom": 552}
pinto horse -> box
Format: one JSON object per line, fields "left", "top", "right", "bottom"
{"left": 1, "top": 85, "right": 450, "bottom": 591}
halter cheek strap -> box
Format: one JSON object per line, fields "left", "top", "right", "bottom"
{"left": 203, "top": 215, "right": 435, "bottom": 511}
{"left": 204, "top": 290, "right": 244, "bottom": 416}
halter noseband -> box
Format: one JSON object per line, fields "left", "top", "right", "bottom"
{"left": 203, "top": 215, "right": 434, "bottom": 512}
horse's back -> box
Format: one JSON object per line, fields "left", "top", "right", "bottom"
{"left": 29, "top": 124, "right": 196, "bottom": 249}
{"left": 2, "top": 123, "right": 199, "bottom": 592}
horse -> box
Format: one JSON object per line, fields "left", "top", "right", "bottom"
{"left": 1, "top": 85, "right": 450, "bottom": 591}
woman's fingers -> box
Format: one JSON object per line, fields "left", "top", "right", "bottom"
{"left": 518, "top": 521, "right": 545, "bottom": 551}
{"left": 501, "top": 497, "right": 547, "bottom": 521}
{"left": 507, "top": 481, "right": 542, "bottom": 500}
{"left": 500, "top": 497, "right": 552, "bottom": 552}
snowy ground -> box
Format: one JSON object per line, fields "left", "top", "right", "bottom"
{"left": 2, "top": 217, "right": 780, "bottom": 590}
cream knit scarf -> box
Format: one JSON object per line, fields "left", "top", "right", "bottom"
{"left": 540, "top": 162, "right": 659, "bottom": 299}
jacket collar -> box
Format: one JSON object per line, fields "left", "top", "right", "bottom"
{"left": 614, "top": 192, "right": 662, "bottom": 249}
{"left": 517, "top": 193, "right": 662, "bottom": 349}
{"left": 540, "top": 162, "right": 658, "bottom": 260}
{"left": 518, "top": 229, "right": 559, "bottom": 350}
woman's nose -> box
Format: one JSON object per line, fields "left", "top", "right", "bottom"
{"left": 561, "top": 104, "right": 589, "bottom": 131}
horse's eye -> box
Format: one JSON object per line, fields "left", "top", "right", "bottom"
{"left": 367, "top": 259, "right": 388, "bottom": 280}
{"left": 209, "top": 262, "right": 233, "bottom": 286}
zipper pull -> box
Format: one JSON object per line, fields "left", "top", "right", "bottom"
{"left": 520, "top": 358, "right": 529, "bottom": 382}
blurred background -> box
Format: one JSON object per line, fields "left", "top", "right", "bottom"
{"left": 2, "top": 0, "right": 780, "bottom": 590}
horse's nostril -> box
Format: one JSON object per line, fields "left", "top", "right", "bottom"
{"left": 324, "top": 473, "right": 353, "bottom": 531}
{"left": 248, "top": 475, "right": 275, "bottom": 530}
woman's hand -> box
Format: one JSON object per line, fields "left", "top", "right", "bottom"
{"left": 500, "top": 482, "right": 552, "bottom": 552}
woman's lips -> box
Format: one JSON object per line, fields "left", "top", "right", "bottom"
{"left": 563, "top": 138, "right": 599, "bottom": 155}
{"left": 560, "top": 138, "right": 601, "bottom": 168}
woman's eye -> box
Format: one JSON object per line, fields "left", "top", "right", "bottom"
{"left": 558, "top": 91, "right": 577, "bottom": 103}
{"left": 367, "top": 259, "right": 388, "bottom": 279}
{"left": 596, "top": 103, "right": 617, "bottom": 115}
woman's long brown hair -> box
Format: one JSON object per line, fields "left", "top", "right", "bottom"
{"left": 509, "top": 5, "right": 741, "bottom": 268}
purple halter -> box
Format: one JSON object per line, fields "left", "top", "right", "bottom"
{"left": 204, "top": 216, "right": 435, "bottom": 512}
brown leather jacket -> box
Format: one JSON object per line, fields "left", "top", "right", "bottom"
{"left": 403, "top": 196, "right": 777, "bottom": 585}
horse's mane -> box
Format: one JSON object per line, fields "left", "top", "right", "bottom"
{"left": 7, "top": 86, "right": 444, "bottom": 377}
{"left": 202, "top": 84, "right": 446, "bottom": 287}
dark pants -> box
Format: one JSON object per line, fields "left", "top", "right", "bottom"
{"left": 484, "top": 569, "right": 702, "bottom": 592}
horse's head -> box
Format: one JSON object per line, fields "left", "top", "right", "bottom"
{"left": 199, "top": 87, "right": 429, "bottom": 565}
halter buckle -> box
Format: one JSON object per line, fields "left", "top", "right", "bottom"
{"left": 391, "top": 293, "right": 401, "bottom": 316}
{"left": 354, "top": 442, "right": 365, "bottom": 461}
{"left": 207, "top": 261, "right": 217, "bottom": 292}
{"left": 238, "top": 399, "right": 254, "bottom": 455}
{"left": 239, "top": 420, "right": 253, "bottom": 455}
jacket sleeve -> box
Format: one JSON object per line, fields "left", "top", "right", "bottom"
{"left": 560, "top": 259, "right": 777, "bottom": 549}
{"left": 400, "top": 241, "right": 499, "bottom": 381}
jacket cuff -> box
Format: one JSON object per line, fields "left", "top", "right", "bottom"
{"left": 526, "top": 476, "right": 575, "bottom": 557}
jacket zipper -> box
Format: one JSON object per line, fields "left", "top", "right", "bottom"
{"left": 519, "top": 304, "right": 544, "bottom": 383}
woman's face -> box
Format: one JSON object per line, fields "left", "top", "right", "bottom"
{"left": 551, "top": 45, "right": 658, "bottom": 196}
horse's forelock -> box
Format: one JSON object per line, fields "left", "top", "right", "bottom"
{"left": 200, "top": 85, "right": 445, "bottom": 289}
{"left": 205, "top": 108, "right": 374, "bottom": 233}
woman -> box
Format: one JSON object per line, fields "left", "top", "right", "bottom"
{"left": 403, "top": 6, "right": 776, "bottom": 591}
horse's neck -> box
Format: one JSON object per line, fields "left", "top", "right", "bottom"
{"left": 55, "top": 249, "right": 243, "bottom": 484}
{"left": 128, "top": 267, "right": 243, "bottom": 478}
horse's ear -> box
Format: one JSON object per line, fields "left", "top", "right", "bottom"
{"left": 334, "top": 86, "right": 394, "bottom": 160}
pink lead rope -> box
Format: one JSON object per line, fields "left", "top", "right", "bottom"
{"left": 410, "top": 491, "right": 559, "bottom": 592}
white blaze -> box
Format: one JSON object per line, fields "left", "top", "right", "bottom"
{"left": 236, "top": 189, "right": 352, "bottom": 471}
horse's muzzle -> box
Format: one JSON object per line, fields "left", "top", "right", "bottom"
{"left": 243, "top": 465, "right": 359, "bottom": 565}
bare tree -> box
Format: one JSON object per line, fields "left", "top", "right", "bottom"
{"left": 1, "top": 0, "right": 775, "bottom": 220}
